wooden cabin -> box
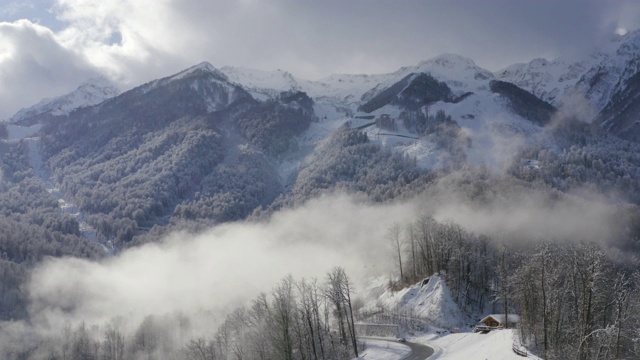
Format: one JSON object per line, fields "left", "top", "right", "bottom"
{"left": 479, "top": 314, "right": 520, "bottom": 328}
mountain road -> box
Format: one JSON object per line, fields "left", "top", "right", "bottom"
{"left": 361, "top": 337, "right": 435, "bottom": 359}
{"left": 401, "top": 339, "right": 435, "bottom": 360}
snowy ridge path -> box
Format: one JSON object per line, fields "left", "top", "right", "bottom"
{"left": 25, "top": 137, "right": 111, "bottom": 253}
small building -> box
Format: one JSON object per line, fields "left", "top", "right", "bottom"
{"left": 480, "top": 314, "right": 520, "bottom": 328}
{"left": 376, "top": 114, "right": 396, "bottom": 131}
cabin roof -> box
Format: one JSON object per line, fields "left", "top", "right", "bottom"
{"left": 480, "top": 314, "right": 520, "bottom": 324}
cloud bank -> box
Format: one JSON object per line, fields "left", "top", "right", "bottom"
{"left": 25, "top": 194, "right": 414, "bottom": 332}
{"left": 13, "top": 178, "right": 631, "bottom": 335}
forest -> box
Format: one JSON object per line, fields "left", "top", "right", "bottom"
{"left": 2, "top": 267, "right": 363, "bottom": 360}
{"left": 382, "top": 211, "right": 640, "bottom": 360}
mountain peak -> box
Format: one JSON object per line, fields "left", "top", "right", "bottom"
{"left": 171, "top": 61, "right": 228, "bottom": 82}
{"left": 192, "top": 61, "right": 219, "bottom": 73}
{"left": 220, "top": 66, "right": 302, "bottom": 96}
{"left": 135, "top": 61, "right": 234, "bottom": 98}
{"left": 80, "top": 75, "right": 118, "bottom": 89}
{"left": 412, "top": 53, "right": 494, "bottom": 86}
{"left": 420, "top": 53, "right": 480, "bottom": 69}
{"left": 8, "top": 76, "right": 120, "bottom": 124}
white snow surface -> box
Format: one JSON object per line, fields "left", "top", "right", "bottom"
{"left": 222, "top": 51, "right": 555, "bottom": 173}
{"left": 363, "top": 276, "right": 466, "bottom": 329}
{"left": 360, "top": 276, "right": 542, "bottom": 359}
{"left": 221, "top": 66, "right": 304, "bottom": 99}
{"left": 8, "top": 76, "right": 119, "bottom": 123}
{"left": 495, "top": 57, "right": 592, "bottom": 106}
{"left": 356, "top": 339, "right": 411, "bottom": 360}
{"left": 413, "top": 329, "right": 541, "bottom": 360}
{"left": 480, "top": 314, "right": 521, "bottom": 324}
{"left": 222, "top": 54, "right": 493, "bottom": 108}
{"left": 411, "top": 54, "right": 494, "bottom": 91}
{"left": 496, "top": 29, "right": 640, "bottom": 111}
{"left": 170, "top": 61, "right": 226, "bottom": 81}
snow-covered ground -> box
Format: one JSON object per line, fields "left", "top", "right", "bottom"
{"left": 357, "top": 330, "right": 540, "bottom": 360}
{"left": 412, "top": 329, "right": 541, "bottom": 360}
{"left": 357, "top": 339, "right": 411, "bottom": 360}
{"left": 360, "top": 276, "right": 543, "bottom": 359}
{"left": 362, "top": 276, "right": 467, "bottom": 329}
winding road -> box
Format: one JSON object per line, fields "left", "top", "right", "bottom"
{"left": 399, "top": 339, "right": 435, "bottom": 360}
{"left": 361, "top": 337, "right": 435, "bottom": 359}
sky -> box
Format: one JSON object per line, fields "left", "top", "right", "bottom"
{"left": 1, "top": 0, "right": 640, "bottom": 121}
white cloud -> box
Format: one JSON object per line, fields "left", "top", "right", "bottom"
{"left": 25, "top": 194, "right": 412, "bottom": 331}
{"left": 13, "top": 178, "right": 629, "bottom": 338}
{"left": 0, "top": 19, "right": 98, "bottom": 120}
{"left": 2, "top": 0, "right": 640, "bottom": 120}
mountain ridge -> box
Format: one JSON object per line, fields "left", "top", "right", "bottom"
{"left": 7, "top": 32, "right": 640, "bottom": 248}
{"left": 7, "top": 76, "right": 120, "bottom": 126}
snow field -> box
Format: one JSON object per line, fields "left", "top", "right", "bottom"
{"left": 413, "top": 329, "right": 541, "bottom": 360}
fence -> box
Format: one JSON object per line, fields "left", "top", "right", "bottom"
{"left": 512, "top": 343, "right": 528, "bottom": 357}
{"left": 354, "top": 323, "right": 399, "bottom": 338}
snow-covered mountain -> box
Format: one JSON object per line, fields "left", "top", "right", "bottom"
{"left": 496, "top": 57, "right": 590, "bottom": 106}
{"left": 10, "top": 37, "right": 640, "bottom": 207}
{"left": 220, "top": 52, "right": 546, "bottom": 170}
{"left": 221, "top": 53, "right": 493, "bottom": 106}
{"left": 496, "top": 29, "right": 640, "bottom": 114}
{"left": 12, "top": 31, "right": 640, "bottom": 184}
{"left": 212, "top": 34, "right": 640, "bottom": 175}
{"left": 220, "top": 66, "right": 305, "bottom": 100}
{"left": 8, "top": 76, "right": 120, "bottom": 125}
{"left": 125, "top": 61, "right": 253, "bottom": 113}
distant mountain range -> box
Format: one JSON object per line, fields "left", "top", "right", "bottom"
{"left": 10, "top": 30, "right": 640, "bottom": 141}
{"left": 5, "top": 29, "right": 640, "bottom": 246}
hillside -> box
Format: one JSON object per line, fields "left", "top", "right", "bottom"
{"left": 31, "top": 62, "right": 323, "bottom": 246}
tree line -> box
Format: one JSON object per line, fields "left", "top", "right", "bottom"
{"left": 3, "top": 267, "right": 361, "bottom": 360}
{"left": 384, "top": 213, "right": 640, "bottom": 360}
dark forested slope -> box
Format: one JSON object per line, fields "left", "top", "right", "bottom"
{"left": 38, "top": 63, "right": 316, "bottom": 246}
